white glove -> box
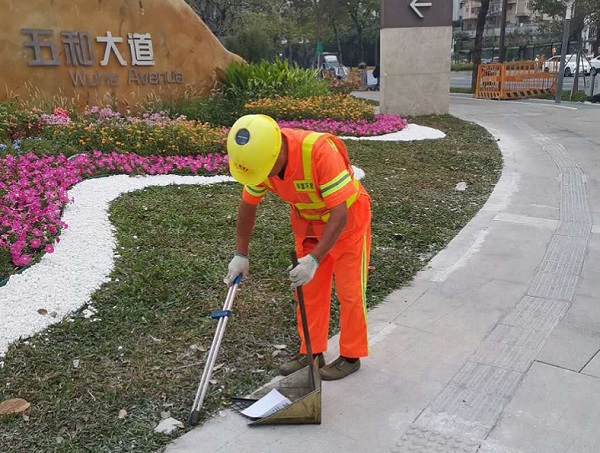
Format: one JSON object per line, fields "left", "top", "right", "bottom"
{"left": 224, "top": 254, "right": 249, "bottom": 286}
{"left": 289, "top": 254, "right": 319, "bottom": 288}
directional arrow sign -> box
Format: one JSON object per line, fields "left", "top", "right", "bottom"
{"left": 410, "top": 0, "right": 432, "bottom": 18}
{"left": 382, "top": 0, "right": 451, "bottom": 28}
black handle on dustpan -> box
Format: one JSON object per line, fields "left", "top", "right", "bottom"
{"left": 291, "top": 250, "right": 316, "bottom": 388}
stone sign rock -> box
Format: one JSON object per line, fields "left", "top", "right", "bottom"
{"left": 1, "top": 0, "right": 242, "bottom": 107}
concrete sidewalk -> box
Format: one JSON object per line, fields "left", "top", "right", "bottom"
{"left": 166, "top": 96, "right": 600, "bottom": 453}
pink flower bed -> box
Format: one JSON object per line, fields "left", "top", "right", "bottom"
{"left": 278, "top": 114, "right": 408, "bottom": 137}
{"left": 0, "top": 152, "right": 228, "bottom": 267}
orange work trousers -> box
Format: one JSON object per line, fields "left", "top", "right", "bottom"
{"left": 294, "top": 222, "right": 371, "bottom": 359}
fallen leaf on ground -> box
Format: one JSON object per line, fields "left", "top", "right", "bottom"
{"left": 0, "top": 398, "right": 30, "bottom": 415}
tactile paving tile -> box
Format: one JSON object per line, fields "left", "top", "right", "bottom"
{"left": 539, "top": 141, "right": 581, "bottom": 172}
{"left": 527, "top": 272, "right": 579, "bottom": 301}
{"left": 560, "top": 172, "right": 591, "bottom": 223}
{"left": 427, "top": 385, "right": 508, "bottom": 429}
{"left": 538, "top": 235, "right": 587, "bottom": 275}
{"left": 485, "top": 323, "right": 547, "bottom": 349}
{"left": 501, "top": 296, "right": 570, "bottom": 331}
{"left": 452, "top": 362, "right": 522, "bottom": 398}
{"left": 556, "top": 221, "right": 591, "bottom": 238}
{"left": 391, "top": 424, "right": 480, "bottom": 453}
{"left": 471, "top": 341, "right": 539, "bottom": 372}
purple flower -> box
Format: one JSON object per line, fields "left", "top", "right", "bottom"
{"left": 277, "top": 114, "right": 408, "bottom": 137}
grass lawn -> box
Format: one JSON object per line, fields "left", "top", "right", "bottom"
{"left": 0, "top": 115, "right": 502, "bottom": 452}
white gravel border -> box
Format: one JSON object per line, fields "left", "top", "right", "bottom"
{"left": 340, "top": 123, "right": 446, "bottom": 141}
{"left": 0, "top": 124, "right": 444, "bottom": 358}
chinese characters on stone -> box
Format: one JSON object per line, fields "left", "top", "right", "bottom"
{"left": 21, "top": 29, "right": 156, "bottom": 67}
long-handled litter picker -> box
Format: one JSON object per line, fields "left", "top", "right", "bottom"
{"left": 188, "top": 274, "right": 242, "bottom": 426}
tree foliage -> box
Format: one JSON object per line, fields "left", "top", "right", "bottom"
{"left": 471, "top": 0, "right": 491, "bottom": 92}
{"left": 530, "top": 0, "right": 600, "bottom": 54}
{"left": 184, "top": 0, "right": 381, "bottom": 66}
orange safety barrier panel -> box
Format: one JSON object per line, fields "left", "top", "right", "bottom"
{"left": 475, "top": 61, "right": 558, "bottom": 100}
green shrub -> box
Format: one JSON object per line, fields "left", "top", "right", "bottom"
{"left": 147, "top": 92, "right": 245, "bottom": 127}
{"left": 13, "top": 137, "right": 80, "bottom": 157}
{"left": 451, "top": 63, "right": 474, "bottom": 71}
{"left": 219, "top": 60, "right": 329, "bottom": 102}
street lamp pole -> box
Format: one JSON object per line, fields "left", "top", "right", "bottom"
{"left": 498, "top": 0, "right": 509, "bottom": 62}
{"left": 555, "top": 0, "right": 575, "bottom": 104}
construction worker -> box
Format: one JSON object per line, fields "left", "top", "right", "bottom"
{"left": 224, "top": 114, "right": 372, "bottom": 381}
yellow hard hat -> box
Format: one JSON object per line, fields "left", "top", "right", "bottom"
{"left": 227, "top": 114, "right": 282, "bottom": 186}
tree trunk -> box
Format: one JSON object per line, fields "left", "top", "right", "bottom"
{"left": 357, "top": 27, "right": 365, "bottom": 63}
{"left": 332, "top": 19, "right": 344, "bottom": 64}
{"left": 594, "top": 19, "right": 600, "bottom": 57}
{"left": 471, "top": 0, "right": 491, "bottom": 93}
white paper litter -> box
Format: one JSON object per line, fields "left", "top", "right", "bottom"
{"left": 240, "top": 389, "right": 292, "bottom": 419}
{"left": 154, "top": 417, "right": 184, "bottom": 434}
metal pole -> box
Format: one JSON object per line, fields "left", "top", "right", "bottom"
{"left": 499, "top": 0, "right": 509, "bottom": 62}
{"left": 556, "top": 1, "right": 574, "bottom": 104}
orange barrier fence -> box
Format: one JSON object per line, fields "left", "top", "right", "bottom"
{"left": 475, "top": 61, "right": 558, "bottom": 100}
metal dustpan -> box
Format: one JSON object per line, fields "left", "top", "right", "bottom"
{"left": 237, "top": 250, "right": 322, "bottom": 425}
{"left": 246, "top": 355, "right": 321, "bottom": 425}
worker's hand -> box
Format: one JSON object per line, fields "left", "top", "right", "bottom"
{"left": 224, "top": 253, "right": 249, "bottom": 286}
{"left": 289, "top": 254, "right": 319, "bottom": 288}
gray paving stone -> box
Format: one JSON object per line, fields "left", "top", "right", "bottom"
{"left": 581, "top": 351, "right": 600, "bottom": 378}
{"left": 574, "top": 271, "right": 600, "bottom": 299}
{"left": 487, "top": 362, "right": 600, "bottom": 452}
{"left": 423, "top": 304, "right": 508, "bottom": 345}
{"left": 537, "top": 321, "right": 600, "bottom": 371}
{"left": 564, "top": 294, "right": 600, "bottom": 332}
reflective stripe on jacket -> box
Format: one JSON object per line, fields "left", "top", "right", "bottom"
{"left": 242, "top": 128, "right": 370, "bottom": 238}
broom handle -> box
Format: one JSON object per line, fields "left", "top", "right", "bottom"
{"left": 291, "top": 250, "right": 315, "bottom": 388}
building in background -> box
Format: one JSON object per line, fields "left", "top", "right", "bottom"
{"left": 453, "top": 0, "right": 462, "bottom": 22}
{"left": 460, "top": 0, "right": 540, "bottom": 37}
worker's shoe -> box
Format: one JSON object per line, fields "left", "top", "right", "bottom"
{"left": 279, "top": 354, "right": 325, "bottom": 376}
{"left": 318, "top": 356, "right": 360, "bottom": 381}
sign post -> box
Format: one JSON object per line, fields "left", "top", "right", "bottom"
{"left": 555, "top": 0, "right": 575, "bottom": 104}
{"left": 380, "top": 0, "right": 453, "bottom": 116}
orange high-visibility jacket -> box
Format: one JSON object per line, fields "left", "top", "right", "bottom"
{"left": 241, "top": 128, "right": 370, "bottom": 238}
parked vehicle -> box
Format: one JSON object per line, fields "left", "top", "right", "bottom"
{"left": 319, "top": 52, "right": 349, "bottom": 79}
{"left": 543, "top": 54, "right": 591, "bottom": 77}
{"left": 590, "top": 56, "right": 600, "bottom": 76}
